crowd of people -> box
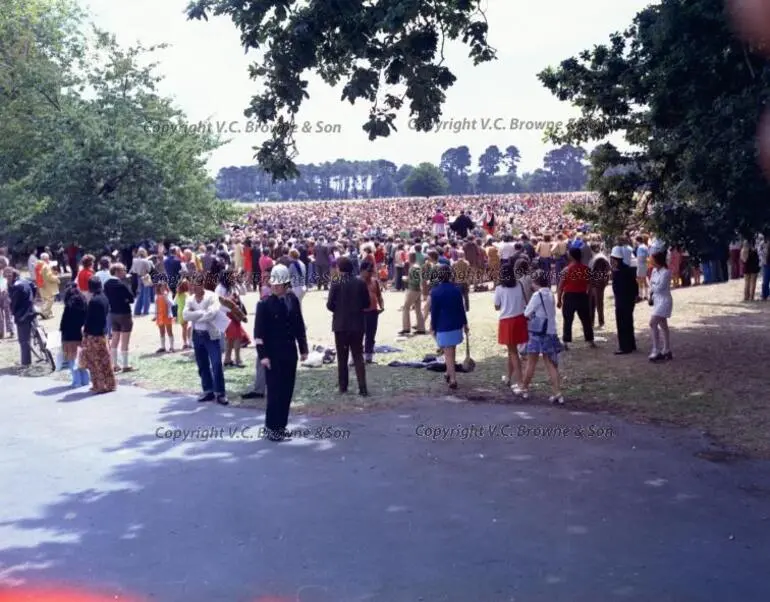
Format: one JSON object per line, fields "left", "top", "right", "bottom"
{"left": 1, "top": 193, "right": 768, "bottom": 442}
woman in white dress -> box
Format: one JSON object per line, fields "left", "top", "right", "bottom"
{"left": 648, "top": 251, "right": 673, "bottom": 361}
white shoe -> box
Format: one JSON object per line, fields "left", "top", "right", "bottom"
{"left": 516, "top": 387, "right": 529, "bottom": 399}
{"left": 648, "top": 350, "right": 659, "bottom": 360}
{"left": 548, "top": 395, "right": 565, "bottom": 405}
{"left": 502, "top": 375, "right": 510, "bottom": 385}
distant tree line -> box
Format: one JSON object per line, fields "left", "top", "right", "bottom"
{"left": 215, "top": 144, "right": 590, "bottom": 201}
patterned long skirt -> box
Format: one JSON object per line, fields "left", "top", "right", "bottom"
{"left": 82, "top": 334, "right": 117, "bottom": 393}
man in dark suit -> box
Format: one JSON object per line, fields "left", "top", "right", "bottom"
{"left": 314, "top": 238, "right": 330, "bottom": 290}
{"left": 4, "top": 268, "right": 37, "bottom": 367}
{"left": 253, "top": 264, "right": 309, "bottom": 442}
{"left": 450, "top": 210, "right": 475, "bottom": 239}
{"left": 163, "top": 246, "right": 182, "bottom": 295}
{"left": 610, "top": 247, "right": 639, "bottom": 354}
{"left": 326, "top": 256, "right": 370, "bottom": 396}
{"left": 297, "top": 243, "right": 309, "bottom": 286}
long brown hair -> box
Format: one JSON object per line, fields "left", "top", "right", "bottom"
{"left": 652, "top": 251, "right": 667, "bottom": 269}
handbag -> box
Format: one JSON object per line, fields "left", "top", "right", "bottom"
{"left": 462, "top": 333, "right": 475, "bottom": 372}
{"left": 527, "top": 291, "right": 549, "bottom": 335}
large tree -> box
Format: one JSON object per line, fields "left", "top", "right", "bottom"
{"left": 539, "top": 0, "right": 770, "bottom": 251}
{"left": 186, "top": 0, "right": 496, "bottom": 180}
{"left": 0, "top": 0, "right": 236, "bottom": 251}
{"left": 403, "top": 162, "right": 448, "bottom": 197}
{"left": 439, "top": 146, "right": 472, "bottom": 194}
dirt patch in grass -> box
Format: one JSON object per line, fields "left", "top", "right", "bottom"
{"left": 2, "top": 279, "right": 768, "bottom": 457}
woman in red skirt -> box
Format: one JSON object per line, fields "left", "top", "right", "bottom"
{"left": 494, "top": 263, "right": 529, "bottom": 393}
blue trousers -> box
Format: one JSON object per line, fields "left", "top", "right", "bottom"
{"left": 133, "top": 282, "right": 151, "bottom": 315}
{"left": 307, "top": 262, "right": 316, "bottom": 287}
{"left": 192, "top": 330, "right": 225, "bottom": 395}
{"left": 762, "top": 265, "right": 770, "bottom": 300}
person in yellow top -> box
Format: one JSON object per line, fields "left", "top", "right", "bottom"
{"left": 37, "top": 253, "right": 60, "bottom": 319}
{"left": 486, "top": 241, "right": 500, "bottom": 284}
{"left": 452, "top": 251, "right": 471, "bottom": 311}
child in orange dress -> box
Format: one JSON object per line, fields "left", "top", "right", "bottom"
{"left": 154, "top": 282, "right": 175, "bottom": 352}
{"left": 378, "top": 263, "right": 389, "bottom": 291}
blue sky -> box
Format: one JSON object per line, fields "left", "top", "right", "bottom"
{"left": 84, "top": 0, "right": 653, "bottom": 175}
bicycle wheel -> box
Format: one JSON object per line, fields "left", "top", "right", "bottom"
{"left": 31, "top": 325, "right": 55, "bottom": 372}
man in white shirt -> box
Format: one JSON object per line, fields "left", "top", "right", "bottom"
{"left": 183, "top": 275, "right": 229, "bottom": 405}
{"left": 27, "top": 251, "right": 37, "bottom": 277}
{"left": 499, "top": 235, "right": 517, "bottom": 262}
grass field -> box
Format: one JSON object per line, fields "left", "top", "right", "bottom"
{"left": 1, "top": 278, "right": 768, "bottom": 457}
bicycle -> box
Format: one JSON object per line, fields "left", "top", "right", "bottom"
{"left": 29, "top": 312, "right": 56, "bottom": 373}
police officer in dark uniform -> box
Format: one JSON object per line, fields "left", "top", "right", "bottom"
{"left": 610, "top": 246, "right": 639, "bottom": 354}
{"left": 253, "top": 264, "right": 308, "bottom": 441}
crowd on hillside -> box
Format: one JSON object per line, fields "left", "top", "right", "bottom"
{"left": 1, "top": 193, "right": 768, "bottom": 441}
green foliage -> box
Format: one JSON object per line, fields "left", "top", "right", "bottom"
{"left": 539, "top": 0, "right": 770, "bottom": 251}
{"left": 403, "top": 162, "right": 448, "bottom": 197}
{"left": 0, "top": 0, "right": 231, "bottom": 252}
{"left": 215, "top": 143, "right": 588, "bottom": 200}
{"left": 186, "top": 0, "right": 496, "bottom": 180}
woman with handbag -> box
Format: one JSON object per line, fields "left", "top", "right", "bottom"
{"left": 430, "top": 264, "right": 469, "bottom": 390}
{"left": 648, "top": 251, "right": 673, "bottom": 361}
{"left": 519, "top": 269, "right": 564, "bottom": 404}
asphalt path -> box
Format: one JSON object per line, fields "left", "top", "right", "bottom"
{"left": 1, "top": 375, "right": 769, "bottom": 602}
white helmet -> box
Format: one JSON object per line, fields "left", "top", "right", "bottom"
{"left": 269, "top": 264, "right": 291, "bottom": 285}
{"left": 610, "top": 246, "right": 625, "bottom": 259}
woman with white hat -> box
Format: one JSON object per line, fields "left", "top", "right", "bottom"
{"left": 610, "top": 246, "right": 639, "bottom": 355}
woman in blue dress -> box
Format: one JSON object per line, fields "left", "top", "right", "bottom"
{"left": 430, "top": 264, "right": 469, "bottom": 390}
